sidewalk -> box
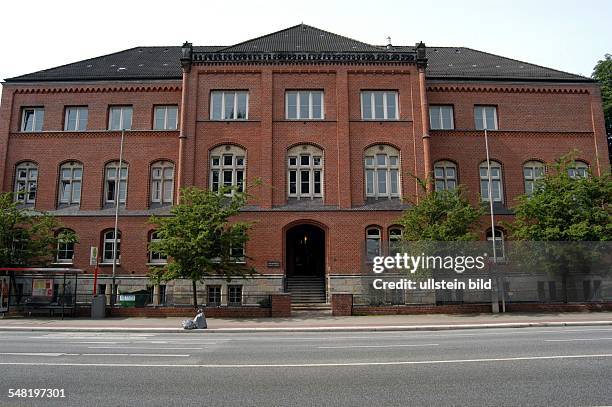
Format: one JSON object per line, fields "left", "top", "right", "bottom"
{"left": 2, "top": 312, "right": 612, "bottom": 333}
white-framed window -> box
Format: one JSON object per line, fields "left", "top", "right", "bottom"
{"left": 228, "top": 285, "right": 243, "bottom": 306}
{"left": 104, "top": 161, "right": 128, "bottom": 205}
{"left": 388, "top": 227, "right": 403, "bottom": 256}
{"left": 150, "top": 161, "right": 174, "bottom": 205}
{"left": 486, "top": 228, "right": 505, "bottom": 261}
{"left": 230, "top": 240, "right": 246, "bottom": 264}
{"left": 14, "top": 162, "right": 38, "bottom": 205}
{"left": 108, "top": 106, "right": 133, "bottom": 130}
{"left": 207, "top": 285, "right": 222, "bottom": 306}
{"left": 361, "top": 91, "right": 398, "bottom": 120}
{"left": 479, "top": 161, "right": 503, "bottom": 202}
{"left": 148, "top": 231, "right": 167, "bottom": 264}
{"left": 21, "top": 107, "right": 44, "bottom": 132}
{"left": 58, "top": 161, "right": 83, "bottom": 206}
{"left": 523, "top": 161, "right": 545, "bottom": 196}
{"left": 210, "top": 145, "right": 246, "bottom": 194}
{"left": 429, "top": 105, "right": 454, "bottom": 130}
{"left": 210, "top": 91, "right": 248, "bottom": 120}
{"left": 56, "top": 230, "right": 75, "bottom": 264}
{"left": 286, "top": 91, "right": 324, "bottom": 119}
{"left": 153, "top": 105, "right": 178, "bottom": 130}
{"left": 64, "top": 106, "right": 88, "bottom": 131}
{"left": 364, "top": 145, "right": 400, "bottom": 198}
{"left": 366, "top": 227, "right": 382, "bottom": 262}
{"left": 102, "top": 230, "right": 121, "bottom": 264}
{"left": 287, "top": 145, "right": 323, "bottom": 199}
{"left": 474, "top": 105, "right": 498, "bottom": 130}
{"left": 568, "top": 161, "right": 589, "bottom": 179}
{"left": 434, "top": 161, "right": 457, "bottom": 192}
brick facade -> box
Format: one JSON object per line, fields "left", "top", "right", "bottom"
{"left": 0, "top": 27, "right": 609, "bottom": 304}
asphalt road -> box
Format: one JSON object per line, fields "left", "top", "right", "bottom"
{"left": 1, "top": 326, "right": 612, "bottom": 406}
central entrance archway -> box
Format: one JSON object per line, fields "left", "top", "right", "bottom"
{"left": 285, "top": 224, "right": 325, "bottom": 277}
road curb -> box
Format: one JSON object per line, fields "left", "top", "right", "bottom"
{"left": 1, "top": 321, "right": 611, "bottom": 333}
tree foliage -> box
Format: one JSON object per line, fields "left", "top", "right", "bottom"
{"left": 592, "top": 53, "right": 612, "bottom": 162}
{"left": 148, "top": 186, "right": 255, "bottom": 306}
{"left": 508, "top": 153, "right": 612, "bottom": 241}
{"left": 0, "top": 192, "right": 76, "bottom": 267}
{"left": 398, "top": 182, "right": 484, "bottom": 241}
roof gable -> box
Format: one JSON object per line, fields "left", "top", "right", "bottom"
{"left": 218, "top": 24, "right": 382, "bottom": 53}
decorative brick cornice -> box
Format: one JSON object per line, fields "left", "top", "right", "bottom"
{"left": 426, "top": 84, "right": 589, "bottom": 94}
{"left": 9, "top": 130, "right": 179, "bottom": 139}
{"left": 192, "top": 51, "right": 417, "bottom": 66}
{"left": 13, "top": 84, "right": 181, "bottom": 95}
{"left": 430, "top": 130, "right": 594, "bottom": 137}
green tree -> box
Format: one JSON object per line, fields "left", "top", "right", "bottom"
{"left": 394, "top": 183, "right": 485, "bottom": 278}
{"left": 592, "top": 54, "right": 612, "bottom": 162}
{"left": 398, "top": 182, "right": 484, "bottom": 241}
{"left": 0, "top": 192, "right": 76, "bottom": 267}
{"left": 148, "top": 186, "right": 255, "bottom": 307}
{"left": 507, "top": 153, "right": 612, "bottom": 302}
{"left": 509, "top": 154, "right": 611, "bottom": 241}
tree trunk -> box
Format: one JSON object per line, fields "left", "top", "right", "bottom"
{"left": 192, "top": 280, "right": 198, "bottom": 308}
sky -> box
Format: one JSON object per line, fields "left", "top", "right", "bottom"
{"left": 0, "top": 0, "right": 610, "bottom": 84}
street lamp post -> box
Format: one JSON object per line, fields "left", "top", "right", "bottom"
{"left": 110, "top": 128, "right": 125, "bottom": 308}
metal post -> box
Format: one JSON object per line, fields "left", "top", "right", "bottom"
{"left": 61, "top": 273, "right": 66, "bottom": 320}
{"left": 484, "top": 129, "right": 502, "bottom": 313}
{"left": 110, "top": 129, "right": 125, "bottom": 308}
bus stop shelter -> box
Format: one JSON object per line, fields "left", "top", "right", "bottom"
{"left": 0, "top": 267, "right": 83, "bottom": 319}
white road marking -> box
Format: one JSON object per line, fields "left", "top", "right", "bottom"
{"left": 0, "top": 352, "right": 66, "bottom": 357}
{"left": 545, "top": 338, "right": 612, "bottom": 342}
{"left": 0, "top": 352, "right": 189, "bottom": 357}
{"left": 68, "top": 342, "right": 125, "bottom": 345}
{"left": 1, "top": 353, "right": 611, "bottom": 368}
{"left": 87, "top": 346, "right": 204, "bottom": 350}
{"left": 318, "top": 343, "right": 439, "bottom": 349}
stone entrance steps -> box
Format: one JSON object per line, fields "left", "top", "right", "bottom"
{"left": 286, "top": 276, "right": 326, "bottom": 304}
{"left": 291, "top": 303, "right": 332, "bottom": 316}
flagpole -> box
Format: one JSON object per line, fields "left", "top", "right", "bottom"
{"left": 110, "top": 128, "right": 125, "bottom": 308}
{"left": 484, "top": 129, "right": 504, "bottom": 312}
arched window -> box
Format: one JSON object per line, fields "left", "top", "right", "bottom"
{"left": 364, "top": 145, "right": 400, "bottom": 198}
{"left": 210, "top": 145, "right": 246, "bottom": 194}
{"left": 287, "top": 144, "right": 323, "bottom": 199}
{"left": 366, "top": 227, "right": 382, "bottom": 262}
{"left": 486, "top": 228, "right": 505, "bottom": 261}
{"left": 148, "top": 231, "right": 167, "bottom": 264}
{"left": 58, "top": 161, "right": 83, "bottom": 206}
{"left": 150, "top": 161, "right": 174, "bottom": 205}
{"left": 568, "top": 161, "right": 589, "bottom": 179}
{"left": 14, "top": 161, "right": 38, "bottom": 205}
{"left": 479, "top": 161, "right": 503, "bottom": 203}
{"left": 104, "top": 161, "right": 128, "bottom": 205}
{"left": 523, "top": 161, "right": 544, "bottom": 196}
{"left": 56, "top": 229, "right": 76, "bottom": 264}
{"left": 388, "top": 227, "right": 403, "bottom": 256}
{"left": 434, "top": 161, "right": 457, "bottom": 192}
{"left": 102, "top": 230, "right": 121, "bottom": 264}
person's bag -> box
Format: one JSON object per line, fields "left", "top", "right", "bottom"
{"left": 182, "top": 319, "right": 196, "bottom": 330}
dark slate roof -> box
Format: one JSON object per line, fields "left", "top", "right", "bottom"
{"left": 4, "top": 24, "right": 591, "bottom": 83}
{"left": 390, "top": 45, "right": 589, "bottom": 82}
{"left": 220, "top": 24, "right": 382, "bottom": 53}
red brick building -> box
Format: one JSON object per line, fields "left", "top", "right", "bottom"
{"left": 0, "top": 25, "right": 608, "bottom": 306}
